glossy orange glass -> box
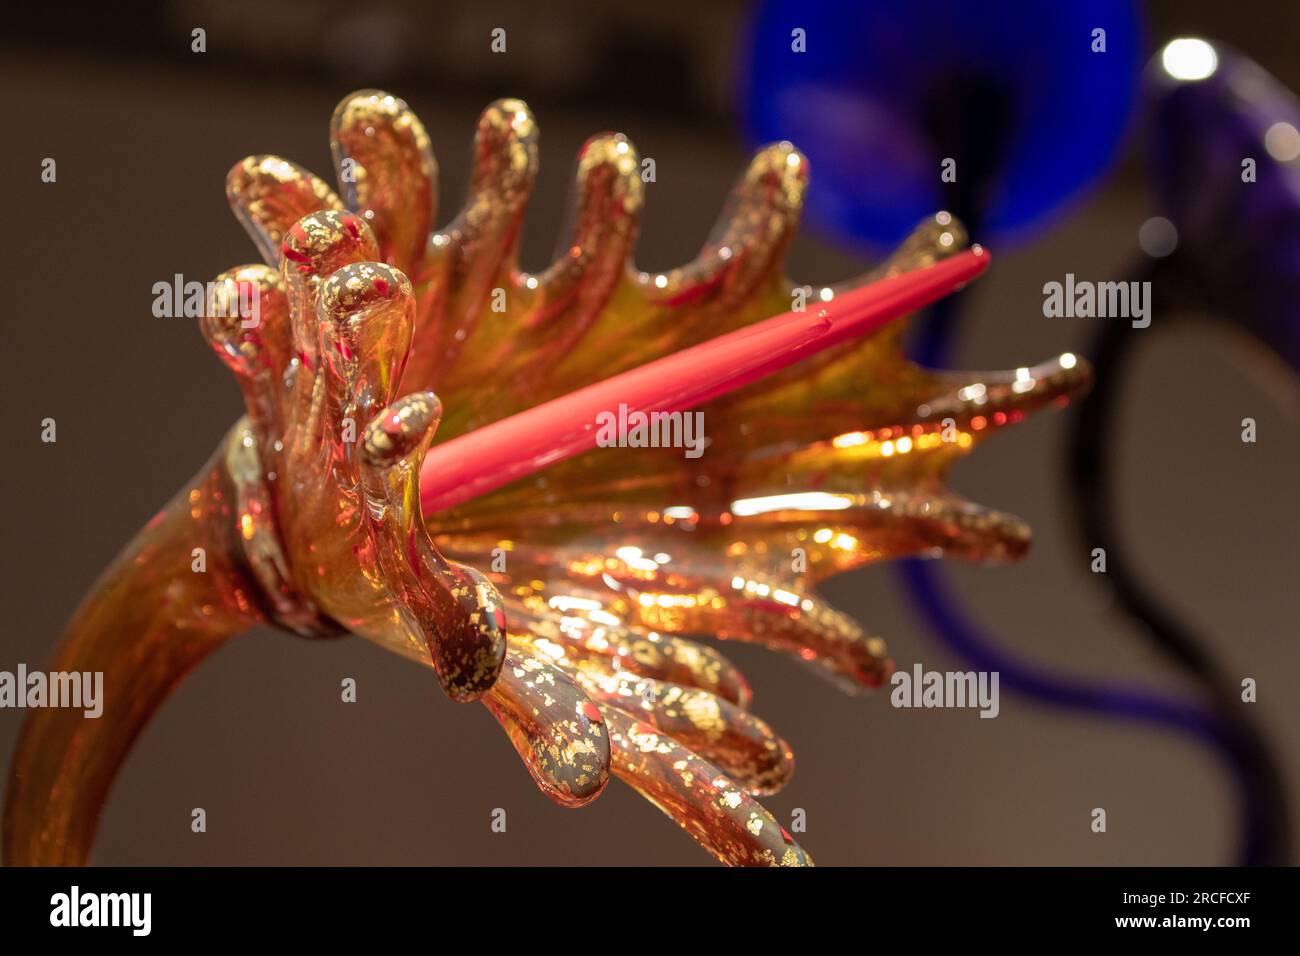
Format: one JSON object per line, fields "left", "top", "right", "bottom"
{"left": 4, "top": 90, "right": 1088, "bottom": 867}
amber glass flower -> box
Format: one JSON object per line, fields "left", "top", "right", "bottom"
{"left": 4, "top": 91, "right": 1088, "bottom": 867}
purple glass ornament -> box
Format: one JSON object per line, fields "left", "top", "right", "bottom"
{"left": 1148, "top": 40, "right": 1300, "bottom": 373}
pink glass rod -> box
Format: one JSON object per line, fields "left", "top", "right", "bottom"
{"left": 419, "top": 248, "right": 989, "bottom": 513}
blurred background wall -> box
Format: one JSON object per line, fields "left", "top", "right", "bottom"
{"left": 1, "top": 0, "right": 1296, "bottom": 865}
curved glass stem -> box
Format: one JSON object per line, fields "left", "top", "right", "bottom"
{"left": 3, "top": 444, "right": 266, "bottom": 865}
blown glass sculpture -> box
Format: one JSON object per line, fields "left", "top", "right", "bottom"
{"left": 4, "top": 91, "right": 1088, "bottom": 867}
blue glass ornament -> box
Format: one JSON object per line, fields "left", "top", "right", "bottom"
{"left": 738, "top": 0, "right": 1144, "bottom": 250}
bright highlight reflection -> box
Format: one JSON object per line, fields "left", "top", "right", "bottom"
{"left": 1160, "top": 38, "right": 1218, "bottom": 82}
{"left": 731, "top": 492, "right": 854, "bottom": 516}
